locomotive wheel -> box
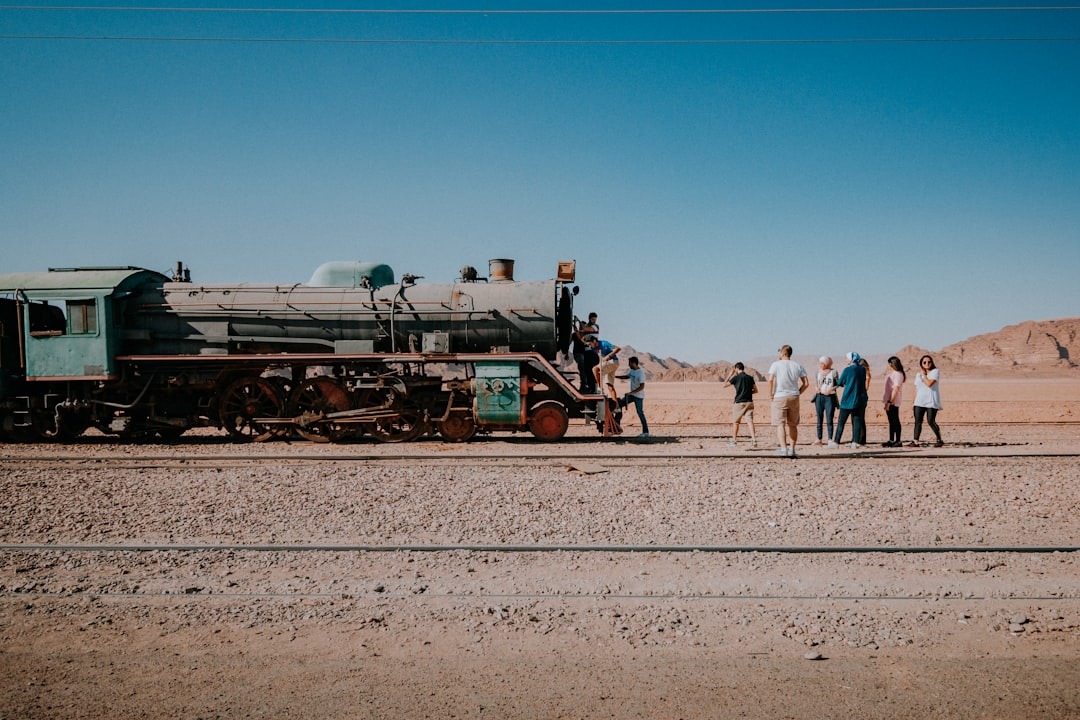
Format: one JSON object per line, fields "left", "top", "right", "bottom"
{"left": 366, "top": 406, "right": 427, "bottom": 443}
{"left": 437, "top": 412, "right": 476, "bottom": 443}
{"left": 288, "top": 376, "right": 352, "bottom": 443}
{"left": 358, "top": 387, "right": 425, "bottom": 443}
{"left": 528, "top": 401, "right": 569, "bottom": 441}
{"left": 218, "top": 377, "right": 285, "bottom": 442}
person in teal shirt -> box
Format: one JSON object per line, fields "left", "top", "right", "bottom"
{"left": 830, "top": 352, "right": 868, "bottom": 448}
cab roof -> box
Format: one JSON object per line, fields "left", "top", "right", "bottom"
{"left": 0, "top": 267, "right": 168, "bottom": 294}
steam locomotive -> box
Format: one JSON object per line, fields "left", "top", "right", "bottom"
{"left": 0, "top": 258, "right": 601, "bottom": 443}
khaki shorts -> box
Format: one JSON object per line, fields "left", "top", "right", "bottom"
{"left": 598, "top": 359, "right": 619, "bottom": 387}
{"left": 733, "top": 402, "right": 754, "bottom": 422}
{"left": 771, "top": 395, "right": 801, "bottom": 426}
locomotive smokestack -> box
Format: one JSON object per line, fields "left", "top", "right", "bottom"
{"left": 173, "top": 261, "right": 191, "bottom": 283}
{"left": 488, "top": 258, "right": 515, "bottom": 282}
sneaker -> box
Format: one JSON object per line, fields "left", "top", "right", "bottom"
{"left": 638, "top": 432, "right": 650, "bottom": 438}
{"left": 775, "top": 448, "right": 788, "bottom": 456}
{"left": 827, "top": 441, "right": 840, "bottom": 449}
{"left": 907, "top": 440, "right": 920, "bottom": 447}
{"left": 850, "top": 443, "right": 862, "bottom": 449}
{"left": 787, "top": 448, "right": 796, "bottom": 457}
{"left": 727, "top": 440, "right": 738, "bottom": 447}
{"left": 933, "top": 440, "right": 944, "bottom": 447}
{"left": 812, "top": 439, "right": 823, "bottom": 446}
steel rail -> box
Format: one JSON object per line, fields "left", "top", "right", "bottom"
{"left": 2, "top": 450, "right": 1078, "bottom": 466}
{"left": 2, "top": 590, "right": 1073, "bottom": 603}
{"left": 3, "top": 544, "right": 1077, "bottom": 554}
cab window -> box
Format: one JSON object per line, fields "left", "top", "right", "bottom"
{"left": 67, "top": 299, "right": 97, "bottom": 334}
{"left": 26, "top": 299, "right": 97, "bottom": 337}
{"left": 28, "top": 302, "right": 67, "bottom": 336}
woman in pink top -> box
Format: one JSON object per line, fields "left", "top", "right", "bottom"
{"left": 881, "top": 356, "right": 906, "bottom": 447}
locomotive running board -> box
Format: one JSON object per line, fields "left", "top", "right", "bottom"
{"left": 118, "top": 351, "right": 604, "bottom": 403}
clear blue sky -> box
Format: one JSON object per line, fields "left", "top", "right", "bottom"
{"left": 2, "top": 2, "right": 1078, "bottom": 364}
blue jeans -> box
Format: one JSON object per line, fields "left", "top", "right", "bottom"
{"left": 574, "top": 351, "right": 597, "bottom": 393}
{"left": 624, "top": 395, "right": 648, "bottom": 434}
{"left": 815, "top": 393, "right": 837, "bottom": 440}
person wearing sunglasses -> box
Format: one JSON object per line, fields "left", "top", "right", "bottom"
{"left": 911, "top": 355, "right": 944, "bottom": 447}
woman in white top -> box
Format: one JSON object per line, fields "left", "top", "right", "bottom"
{"left": 911, "top": 354, "right": 943, "bottom": 447}
{"left": 813, "top": 356, "right": 839, "bottom": 445}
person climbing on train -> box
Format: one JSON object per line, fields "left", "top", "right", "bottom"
{"left": 573, "top": 312, "right": 600, "bottom": 393}
{"left": 586, "top": 335, "right": 621, "bottom": 401}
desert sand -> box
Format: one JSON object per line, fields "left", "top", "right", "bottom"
{"left": 1, "top": 377, "right": 1078, "bottom": 719}
{"left": 644, "top": 376, "right": 1080, "bottom": 428}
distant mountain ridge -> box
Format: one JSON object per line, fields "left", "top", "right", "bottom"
{"left": 650, "top": 362, "right": 766, "bottom": 383}
{"left": 643, "top": 317, "right": 1080, "bottom": 380}
{"left": 898, "top": 317, "right": 1079, "bottom": 377}
{"left": 615, "top": 345, "right": 693, "bottom": 378}
{"left": 556, "top": 344, "right": 691, "bottom": 381}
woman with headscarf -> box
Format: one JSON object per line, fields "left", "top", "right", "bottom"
{"left": 829, "top": 352, "right": 868, "bottom": 449}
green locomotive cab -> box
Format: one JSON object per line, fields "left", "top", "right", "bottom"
{"left": 0, "top": 267, "right": 169, "bottom": 439}
{"left": 0, "top": 267, "right": 167, "bottom": 380}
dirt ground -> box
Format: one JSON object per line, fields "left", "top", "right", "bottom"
{"left": 1, "top": 378, "right": 1078, "bottom": 719}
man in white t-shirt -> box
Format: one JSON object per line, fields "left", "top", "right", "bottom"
{"left": 622, "top": 356, "right": 649, "bottom": 438}
{"left": 767, "top": 344, "right": 808, "bottom": 457}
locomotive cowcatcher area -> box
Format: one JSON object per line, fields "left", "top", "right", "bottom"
{"left": 1, "top": 378, "right": 1078, "bottom": 719}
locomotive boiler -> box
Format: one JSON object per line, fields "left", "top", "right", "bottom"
{"left": 0, "top": 258, "right": 597, "bottom": 443}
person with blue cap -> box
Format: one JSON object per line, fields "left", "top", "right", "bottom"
{"left": 829, "top": 352, "right": 869, "bottom": 448}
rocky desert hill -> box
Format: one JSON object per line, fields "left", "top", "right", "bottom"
{"left": 651, "top": 362, "right": 766, "bottom": 383}
{"left": 643, "top": 317, "right": 1079, "bottom": 381}
{"left": 557, "top": 345, "right": 691, "bottom": 381}
{"left": 615, "top": 345, "right": 693, "bottom": 378}
{"left": 895, "top": 317, "right": 1080, "bottom": 377}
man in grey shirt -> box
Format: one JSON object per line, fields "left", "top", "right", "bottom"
{"left": 767, "top": 344, "right": 808, "bottom": 457}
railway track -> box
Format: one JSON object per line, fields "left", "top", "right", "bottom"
{"left": 4, "top": 435, "right": 1075, "bottom": 609}
{"left": 3, "top": 447, "right": 1078, "bottom": 469}
{"left": 4, "top": 546, "right": 1075, "bottom": 608}
{"left": 3, "top": 543, "right": 1077, "bottom": 553}
{"left": 4, "top": 543, "right": 1076, "bottom": 603}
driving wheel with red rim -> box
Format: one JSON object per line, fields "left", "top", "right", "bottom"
{"left": 528, "top": 402, "right": 569, "bottom": 441}
{"left": 288, "top": 376, "right": 352, "bottom": 443}
{"left": 437, "top": 412, "right": 477, "bottom": 443}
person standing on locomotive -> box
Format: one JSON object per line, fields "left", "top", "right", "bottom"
{"left": 573, "top": 312, "right": 600, "bottom": 394}
{"left": 586, "top": 334, "right": 621, "bottom": 401}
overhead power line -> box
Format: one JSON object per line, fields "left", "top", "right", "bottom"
{"left": 2, "top": 4, "right": 1080, "bottom": 13}
{"left": 2, "top": 34, "right": 1079, "bottom": 44}
{"left": 4, "top": 5, "right": 1076, "bottom": 44}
